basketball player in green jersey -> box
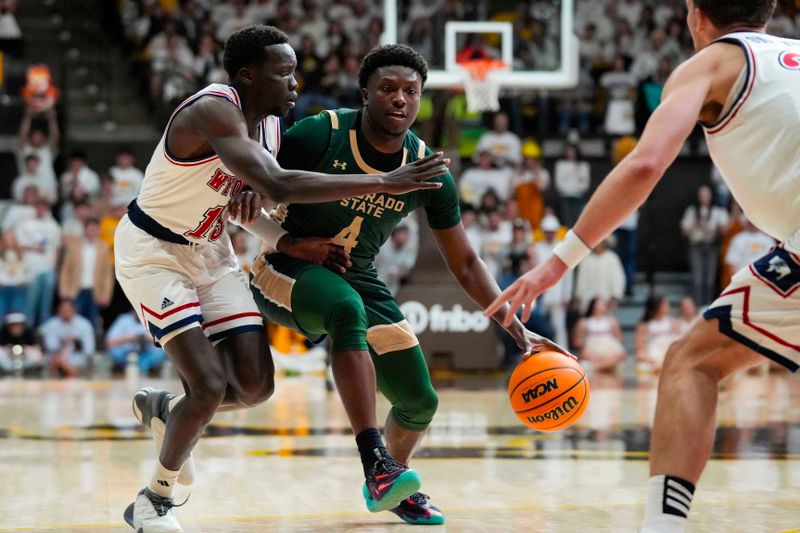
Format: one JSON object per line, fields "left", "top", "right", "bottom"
{"left": 249, "top": 44, "right": 560, "bottom": 524}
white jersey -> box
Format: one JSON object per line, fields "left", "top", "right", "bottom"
{"left": 703, "top": 32, "right": 800, "bottom": 253}
{"left": 136, "top": 83, "right": 281, "bottom": 244}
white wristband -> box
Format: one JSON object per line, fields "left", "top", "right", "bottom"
{"left": 554, "top": 230, "right": 592, "bottom": 269}
{"left": 230, "top": 209, "right": 288, "bottom": 251}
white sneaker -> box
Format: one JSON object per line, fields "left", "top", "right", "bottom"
{"left": 132, "top": 388, "right": 195, "bottom": 485}
{"left": 124, "top": 487, "right": 184, "bottom": 533}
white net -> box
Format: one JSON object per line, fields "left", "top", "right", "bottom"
{"left": 459, "top": 61, "right": 508, "bottom": 113}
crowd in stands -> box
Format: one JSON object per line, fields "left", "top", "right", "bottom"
{"left": 0, "top": 0, "right": 793, "bottom": 378}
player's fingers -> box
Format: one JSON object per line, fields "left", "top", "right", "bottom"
{"left": 228, "top": 200, "right": 240, "bottom": 219}
{"left": 521, "top": 296, "right": 535, "bottom": 323}
{"left": 414, "top": 157, "right": 450, "bottom": 172}
{"left": 324, "top": 259, "right": 346, "bottom": 274}
{"left": 416, "top": 166, "right": 449, "bottom": 181}
{"left": 412, "top": 151, "right": 444, "bottom": 166}
{"left": 413, "top": 181, "right": 444, "bottom": 190}
{"left": 485, "top": 287, "right": 514, "bottom": 317}
{"left": 240, "top": 198, "right": 251, "bottom": 223}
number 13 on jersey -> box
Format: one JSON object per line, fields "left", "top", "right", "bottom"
{"left": 333, "top": 216, "right": 363, "bottom": 254}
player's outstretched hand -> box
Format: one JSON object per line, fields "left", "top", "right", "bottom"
{"left": 485, "top": 255, "right": 570, "bottom": 327}
{"left": 381, "top": 152, "right": 449, "bottom": 194}
{"left": 228, "top": 189, "right": 263, "bottom": 224}
{"left": 516, "top": 328, "right": 576, "bottom": 360}
{"left": 278, "top": 236, "right": 351, "bottom": 274}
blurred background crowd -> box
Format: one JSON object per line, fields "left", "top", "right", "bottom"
{"left": 0, "top": 0, "right": 794, "bottom": 379}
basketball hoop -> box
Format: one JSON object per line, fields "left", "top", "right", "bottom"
{"left": 458, "top": 59, "right": 508, "bottom": 113}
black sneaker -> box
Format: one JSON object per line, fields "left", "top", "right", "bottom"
{"left": 390, "top": 492, "right": 445, "bottom": 525}
{"left": 361, "top": 458, "right": 421, "bottom": 513}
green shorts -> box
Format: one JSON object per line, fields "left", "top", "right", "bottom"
{"left": 249, "top": 253, "right": 419, "bottom": 354}
{"left": 249, "top": 253, "right": 438, "bottom": 431}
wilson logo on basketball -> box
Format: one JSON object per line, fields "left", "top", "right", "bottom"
{"left": 778, "top": 51, "right": 800, "bottom": 70}
{"left": 521, "top": 378, "right": 558, "bottom": 403}
{"left": 526, "top": 395, "right": 578, "bottom": 424}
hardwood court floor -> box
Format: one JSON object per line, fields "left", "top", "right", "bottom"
{"left": 0, "top": 370, "right": 798, "bottom": 532}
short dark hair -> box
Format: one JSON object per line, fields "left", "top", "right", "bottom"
{"left": 358, "top": 44, "right": 428, "bottom": 89}
{"left": 694, "top": 0, "right": 776, "bottom": 28}
{"left": 223, "top": 25, "right": 289, "bottom": 79}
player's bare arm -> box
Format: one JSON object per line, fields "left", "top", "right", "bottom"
{"left": 227, "top": 188, "right": 351, "bottom": 272}
{"left": 486, "top": 43, "right": 740, "bottom": 326}
{"left": 431, "top": 224, "right": 567, "bottom": 356}
{"left": 174, "top": 97, "right": 447, "bottom": 204}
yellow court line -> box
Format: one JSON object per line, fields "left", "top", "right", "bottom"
{"left": 2, "top": 498, "right": 798, "bottom": 531}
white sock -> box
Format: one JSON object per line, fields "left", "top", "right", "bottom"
{"left": 149, "top": 460, "right": 181, "bottom": 498}
{"left": 641, "top": 475, "right": 695, "bottom": 533}
{"left": 168, "top": 395, "right": 183, "bottom": 413}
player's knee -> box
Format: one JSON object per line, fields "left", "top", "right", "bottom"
{"left": 394, "top": 388, "right": 439, "bottom": 431}
{"left": 235, "top": 374, "right": 275, "bottom": 407}
{"left": 187, "top": 376, "right": 227, "bottom": 419}
{"left": 327, "top": 292, "right": 367, "bottom": 350}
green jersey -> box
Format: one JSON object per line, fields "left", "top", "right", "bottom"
{"left": 276, "top": 109, "right": 461, "bottom": 272}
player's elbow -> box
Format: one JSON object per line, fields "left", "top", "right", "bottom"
{"left": 626, "top": 154, "right": 664, "bottom": 181}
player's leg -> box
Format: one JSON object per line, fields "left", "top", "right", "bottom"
{"left": 641, "top": 319, "right": 762, "bottom": 532}
{"left": 196, "top": 270, "right": 274, "bottom": 410}
{"left": 115, "top": 216, "right": 222, "bottom": 532}
{"left": 642, "top": 248, "right": 799, "bottom": 532}
{"left": 250, "top": 255, "right": 420, "bottom": 511}
{"left": 363, "top": 296, "right": 444, "bottom": 525}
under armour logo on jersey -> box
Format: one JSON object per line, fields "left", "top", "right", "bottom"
{"left": 332, "top": 160, "right": 347, "bottom": 170}
{"left": 161, "top": 297, "right": 175, "bottom": 310}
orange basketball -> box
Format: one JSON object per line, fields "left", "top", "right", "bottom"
{"left": 508, "top": 351, "right": 590, "bottom": 432}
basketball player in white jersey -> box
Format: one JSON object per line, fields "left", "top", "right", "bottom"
{"left": 115, "top": 25, "right": 448, "bottom": 533}
{"left": 487, "top": 1, "right": 798, "bottom": 531}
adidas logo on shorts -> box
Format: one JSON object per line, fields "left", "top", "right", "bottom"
{"left": 160, "top": 297, "right": 175, "bottom": 310}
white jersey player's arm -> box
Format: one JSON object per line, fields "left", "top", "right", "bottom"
{"left": 229, "top": 209, "right": 287, "bottom": 251}
{"left": 184, "top": 97, "right": 448, "bottom": 203}
{"left": 485, "top": 44, "right": 731, "bottom": 326}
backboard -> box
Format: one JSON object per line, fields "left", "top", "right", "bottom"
{"left": 382, "top": 0, "right": 579, "bottom": 90}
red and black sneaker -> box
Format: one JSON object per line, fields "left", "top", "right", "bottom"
{"left": 361, "top": 458, "right": 421, "bottom": 513}
{"left": 390, "top": 492, "right": 445, "bottom": 525}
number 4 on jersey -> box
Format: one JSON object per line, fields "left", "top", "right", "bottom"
{"left": 333, "top": 216, "right": 363, "bottom": 254}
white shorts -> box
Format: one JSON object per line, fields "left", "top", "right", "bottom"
{"left": 114, "top": 215, "right": 263, "bottom": 346}
{"left": 704, "top": 245, "right": 800, "bottom": 372}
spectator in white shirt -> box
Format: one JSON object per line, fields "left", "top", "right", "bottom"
{"left": 376, "top": 225, "right": 418, "bottom": 295}
{"left": 108, "top": 147, "right": 144, "bottom": 208}
{"left": 18, "top": 104, "right": 59, "bottom": 185}
{"left": 40, "top": 298, "right": 95, "bottom": 378}
{"left": 461, "top": 206, "right": 483, "bottom": 253}
{"left": 12, "top": 154, "right": 57, "bottom": 205}
{"left": 60, "top": 149, "right": 100, "bottom": 203}
{"left": 600, "top": 56, "right": 638, "bottom": 136}
{"left": 459, "top": 151, "right": 514, "bottom": 205}
{"left": 554, "top": 143, "right": 591, "bottom": 226}
{"left": 2, "top": 185, "right": 38, "bottom": 232}
{"left": 475, "top": 112, "right": 522, "bottom": 167}
{"left": 725, "top": 219, "right": 776, "bottom": 275}
{"left": 478, "top": 210, "right": 512, "bottom": 280}
{"left": 15, "top": 199, "right": 61, "bottom": 326}
{"left": 680, "top": 185, "right": 729, "bottom": 304}
{"left": 574, "top": 238, "right": 627, "bottom": 314}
